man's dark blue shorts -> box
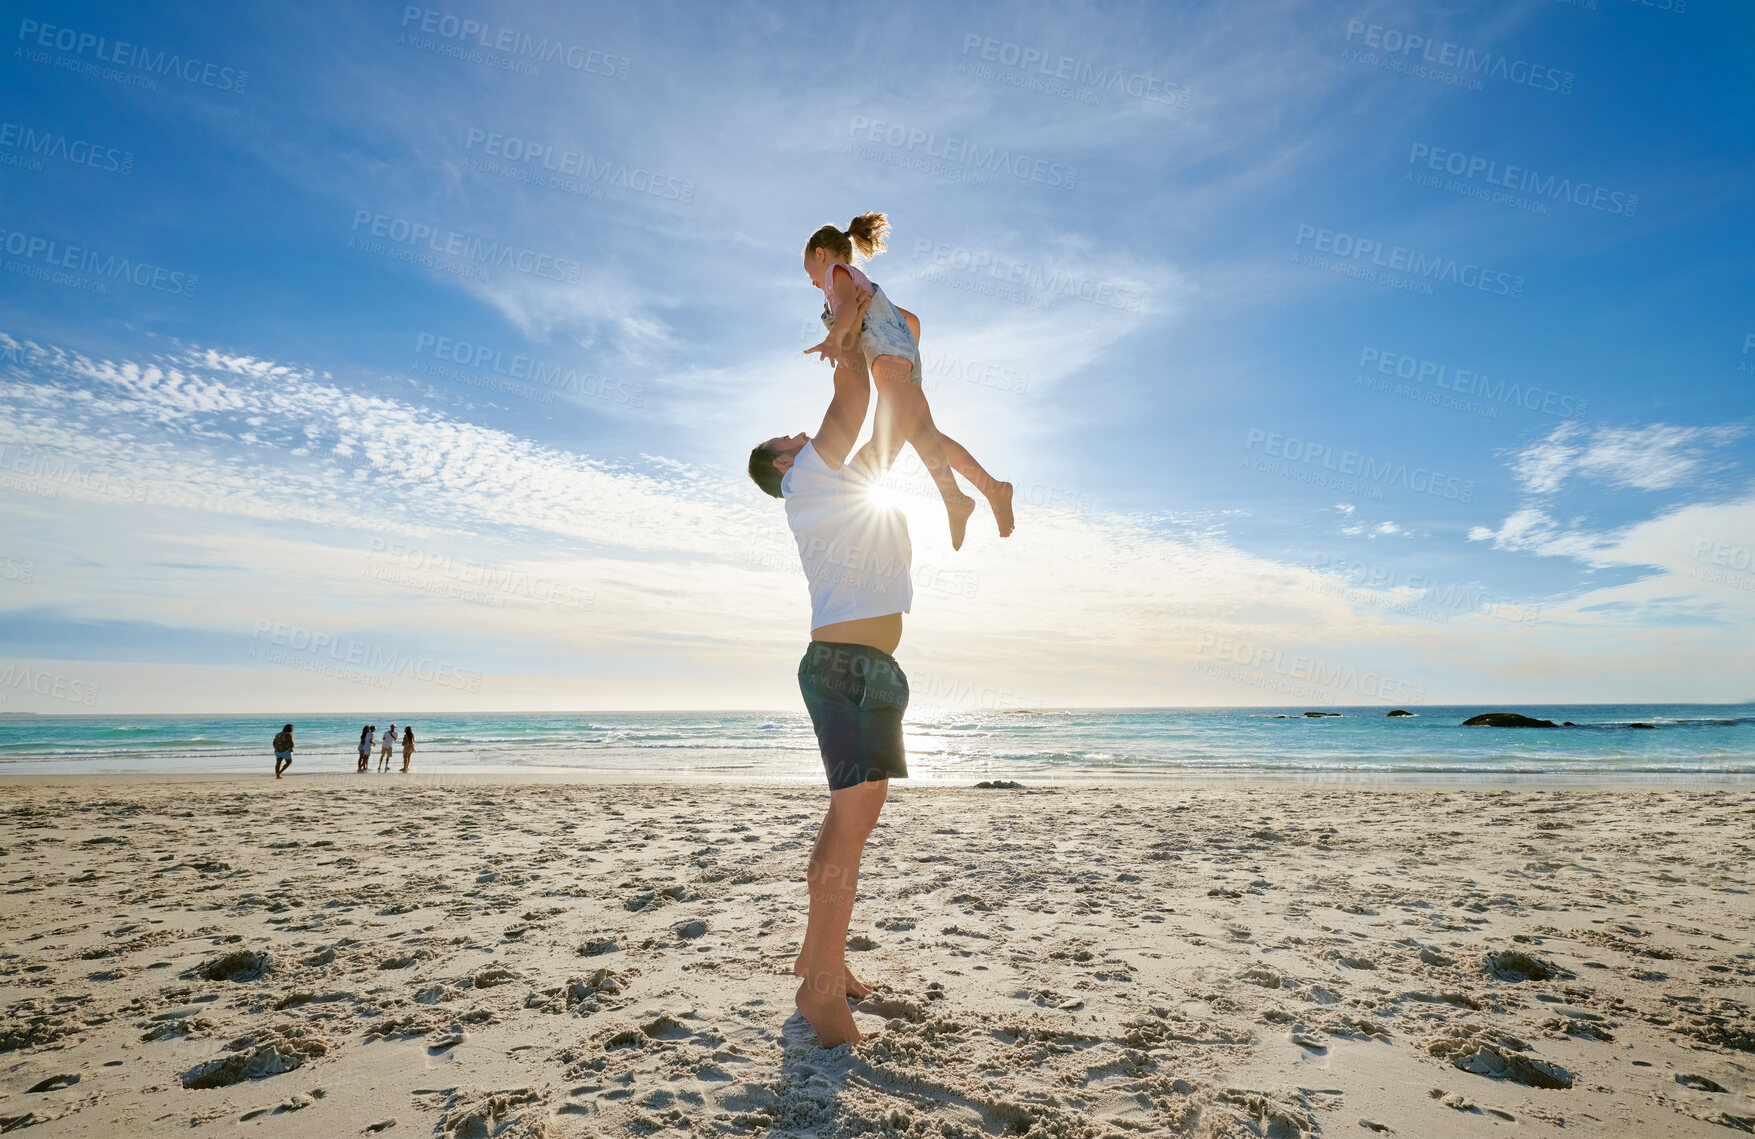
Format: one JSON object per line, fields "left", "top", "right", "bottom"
{"left": 798, "top": 640, "right": 910, "bottom": 791}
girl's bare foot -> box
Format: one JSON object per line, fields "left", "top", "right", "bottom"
{"left": 987, "top": 481, "right": 1014, "bottom": 537}
{"left": 794, "top": 958, "right": 873, "bottom": 999}
{"left": 795, "top": 978, "right": 862, "bottom": 1048}
{"left": 946, "top": 492, "right": 976, "bottom": 551}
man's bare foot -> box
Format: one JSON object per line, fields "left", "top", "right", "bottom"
{"left": 793, "top": 959, "right": 874, "bottom": 999}
{"left": 946, "top": 492, "right": 975, "bottom": 551}
{"left": 987, "top": 481, "right": 1015, "bottom": 537}
{"left": 796, "top": 978, "right": 862, "bottom": 1048}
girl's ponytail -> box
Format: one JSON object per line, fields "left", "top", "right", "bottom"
{"left": 845, "top": 211, "right": 890, "bottom": 260}
{"left": 804, "top": 211, "right": 891, "bottom": 263}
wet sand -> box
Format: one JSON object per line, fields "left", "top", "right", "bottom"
{"left": 1, "top": 775, "right": 1751, "bottom": 1136}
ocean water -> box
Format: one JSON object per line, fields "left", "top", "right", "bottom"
{"left": 1, "top": 705, "right": 1751, "bottom": 782}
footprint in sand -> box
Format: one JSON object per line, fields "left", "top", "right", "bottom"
{"left": 855, "top": 995, "right": 925, "bottom": 1023}
{"left": 1482, "top": 950, "right": 1567, "bottom": 983}
{"left": 181, "top": 1024, "right": 331, "bottom": 1089}
{"left": 192, "top": 949, "right": 273, "bottom": 983}
{"left": 25, "top": 1074, "right": 79, "bottom": 1093}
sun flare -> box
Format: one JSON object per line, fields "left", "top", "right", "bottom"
{"left": 866, "top": 481, "right": 906, "bottom": 512}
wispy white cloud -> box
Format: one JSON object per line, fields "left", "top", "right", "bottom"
{"left": 1510, "top": 421, "right": 1746, "bottom": 497}
{"left": 0, "top": 327, "right": 1585, "bottom": 707}
{"left": 1463, "top": 416, "right": 1755, "bottom": 637}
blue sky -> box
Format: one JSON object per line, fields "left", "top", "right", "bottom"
{"left": 2, "top": 0, "right": 1752, "bottom": 713}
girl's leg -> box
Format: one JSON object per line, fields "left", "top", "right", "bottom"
{"left": 936, "top": 435, "right": 1014, "bottom": 538}
{"left": 871, "top": 358, "right": 1015, "bottom": 538}
{"left": 870, "top": 356, "right": 975, "bottom": 550}
{"left": 883, "top": 314, "right": 1014, "bottom": 537}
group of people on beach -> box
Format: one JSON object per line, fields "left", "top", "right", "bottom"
{"left": 268, "top": 722, "right": 416, "bottom": 778}
{"left": 745, "top": 213, "right": 1012, "bottom": 1047}
{"left": 358, "top": 723, "right": 414, "bottom": 772}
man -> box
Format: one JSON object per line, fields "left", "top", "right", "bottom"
{"left": 747, "top": 306, "right": 912, "bottom": 1049}
{"left": 272, "top": 723, "right": 295, "bottom": 779}
{"left": 380, "top": 722, "right": 397, "bottom": 771}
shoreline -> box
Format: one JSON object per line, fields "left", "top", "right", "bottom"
{"left": 4, "top": 701, "right": 1751, "bottom": 716}
{"left": 4, "top": 767, "right": 1755, "bottom": 789}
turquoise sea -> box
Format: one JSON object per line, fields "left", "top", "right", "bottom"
{"left": 1, "top": 705, "right": 1750, "bottom": 782}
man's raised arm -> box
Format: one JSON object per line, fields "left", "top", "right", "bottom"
{"left": 805, "top": 291, "right": 874, "bottom": 471}
{"left": 847, "top": 399, "right": 905, "bottom": 481}
{"left": 810, "top": 355, "right": 870, "bottom": 472}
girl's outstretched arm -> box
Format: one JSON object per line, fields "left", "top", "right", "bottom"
{"left": 804, "top": 266, "right": 867, "bottom": 367}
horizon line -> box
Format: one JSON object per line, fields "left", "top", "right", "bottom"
{"left": 3, "top": 701, "right": 1751, "bottom": 719}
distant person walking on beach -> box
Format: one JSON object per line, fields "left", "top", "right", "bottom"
{"left": 400, "top": 726, "right": 415, "bottom": 773}
{"left": 358, "top": 725, "right": 372, "bottom": 773}
{"left": 748, "top": 293, "right": 913, "bottom": 1048}
{"left": 379, "top": 723, "right": 397, "bottom": 771}
{"left": 272, "top": 724, "right": 295, "bottom": 779}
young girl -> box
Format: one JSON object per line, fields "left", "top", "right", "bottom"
{"left": 803, "top": 213, "right": 1013, "bottom": 549}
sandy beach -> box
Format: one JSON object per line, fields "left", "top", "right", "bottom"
{"left": 1, "top": 775, "right": 1750, "bottom": 1137}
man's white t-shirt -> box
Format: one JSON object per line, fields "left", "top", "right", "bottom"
{"left": 781, "top": 442, "right": 912, "bottom": 631}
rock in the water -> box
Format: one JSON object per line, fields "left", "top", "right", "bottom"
{"left": 1461, "top": 713, "right": 1557, "bottom": 728}
{"left": 1627, "top": 722, "right": 1655, "bottom": 730}
{"left": 1303, "top": 711, "right": 1342, "bottom": 718}
{"left": 1386, "top": 709, "right": 1415, "bottom": 717}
